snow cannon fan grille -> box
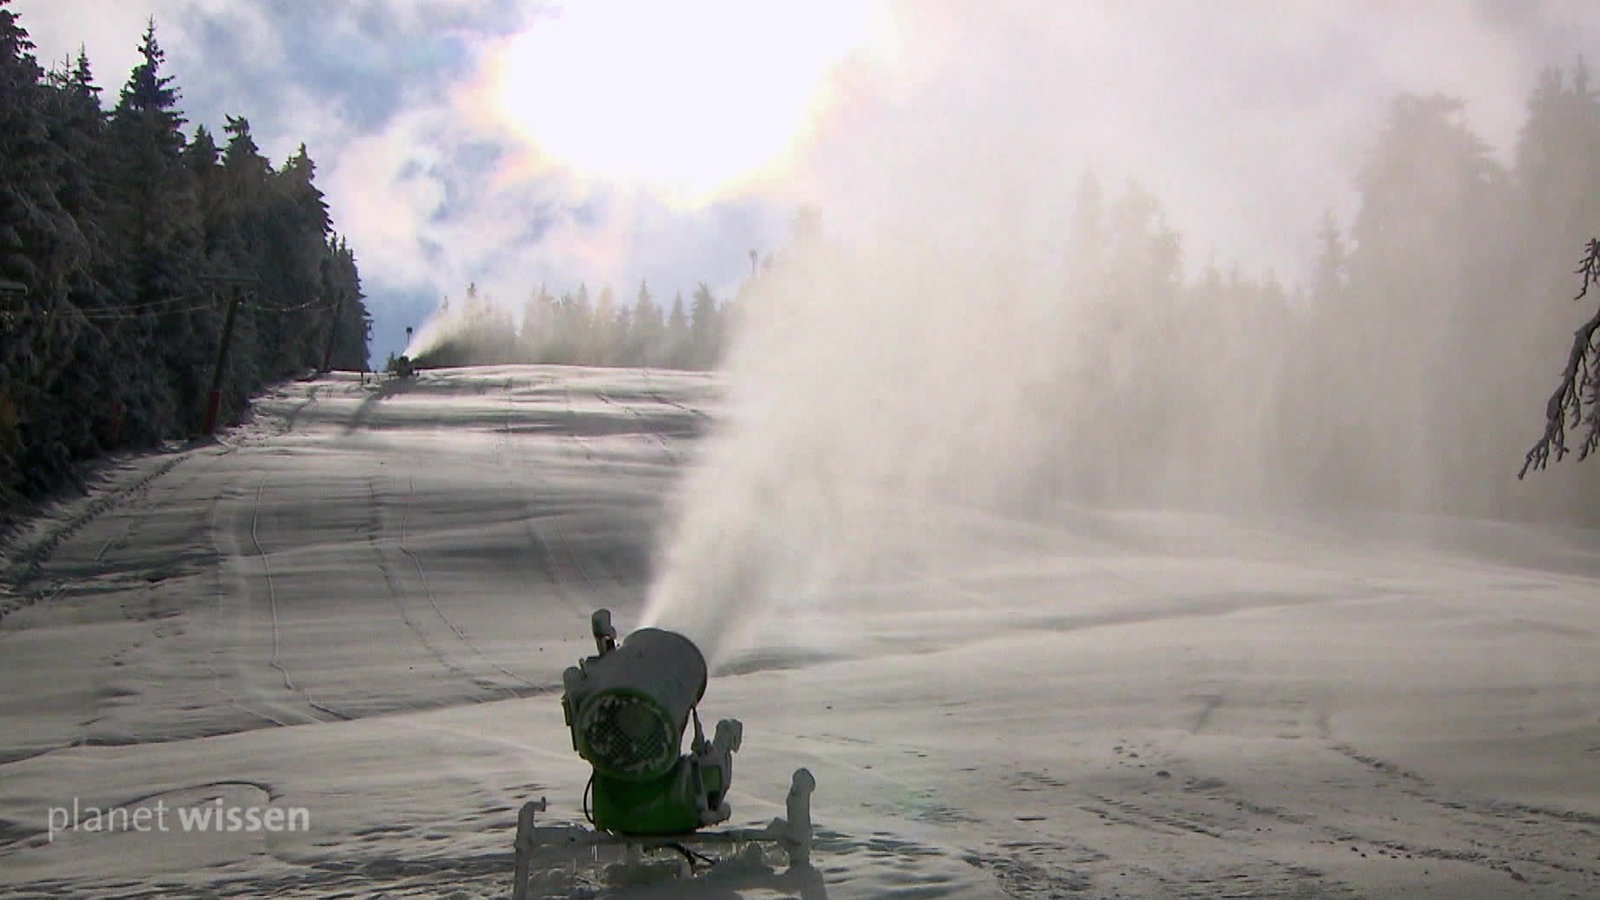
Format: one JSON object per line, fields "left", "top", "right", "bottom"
{"left": 560, "top": 611, "right": 747, "bottom": 836}
{"left": 577, "top": 691, "right": 678, "bottom": 778}
{"left": 562, "top": 621, "right": 708, "bottom": 783}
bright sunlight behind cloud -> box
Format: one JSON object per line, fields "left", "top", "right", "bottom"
{"left": 480, "top": 0, "right": 890, "bottom": 205}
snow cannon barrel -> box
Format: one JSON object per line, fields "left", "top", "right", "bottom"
{"left": 562, "top": 623, "right": 707, "bottom": 782}
{"left": 561, "top": 610, "right": 738, "bottom": 836}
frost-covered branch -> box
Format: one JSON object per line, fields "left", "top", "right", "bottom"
{"left": 1520, "top": 238, "right": 1600, "bottom": 478}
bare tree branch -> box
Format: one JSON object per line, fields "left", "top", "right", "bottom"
{"left": 1521, "top": 238, "right": 1600, "bottom": 478}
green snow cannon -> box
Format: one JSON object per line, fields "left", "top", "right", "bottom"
{"left": 561, "top": 610, "right": 742, "bottom": 835}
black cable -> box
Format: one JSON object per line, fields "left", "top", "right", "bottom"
{"left": 255, "top": 296, "right": 331, "bottom": 314}
{"left": 73, "top": 293, "right": 211, "bottom": 315}
{"left": 18, "top": 295, "right": 218, "bottom": 321}
{"left": 582, "top": 773, "right": 595, "bottom": 826}
{"left": 24, "top": 292, "right": 333, "bottom": 321}
{"left": 75, "top": 302, "right": 221, "bottom": 321}
{"left": 667, "top": 843, "right": 718, "bottom": 870}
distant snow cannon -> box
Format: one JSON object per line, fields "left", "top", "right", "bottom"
{"left": 561, "top": 610, "right": 741, "bottom": 835}
{"left": 511, "top": 610, "right": 816, "bottom": 898}
{"left": 393, "top": 326, "right": 417, "bottom": 379}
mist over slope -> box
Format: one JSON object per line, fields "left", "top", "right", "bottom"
{"left": 642, "top": 52, "right": 1600, "bottom": 662}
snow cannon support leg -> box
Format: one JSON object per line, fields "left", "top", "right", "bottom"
{"left": 768, "top": 768, "right": 815, "bottom": 867}
{"left": 511, "top": 796, "right": 547, "bottom": 900}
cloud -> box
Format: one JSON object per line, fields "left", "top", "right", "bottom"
{"left": 13, "top": 0, "right": 784, "bottom": 363}
{"left": 13, "top": 0, "right": 1600, "bottom": 366}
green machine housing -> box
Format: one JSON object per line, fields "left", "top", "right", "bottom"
{"left": 561, "top": 610, "right": 742, "bottom": 835}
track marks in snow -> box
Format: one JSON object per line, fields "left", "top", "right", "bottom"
{"left": 1334, "top": 738, "right": 1600, "bottom": 840}
{"left": 595, "top": 389, "right": 679, "bottom": 465}
{"left": 0, "top": 452, "right": 187, "bottom": 622}
{"left": 521, "top": 508, "right": 601, "bottom": 619}
{"left": 1186, "top": 692, "right": 1225, "bottom": 735}
{"left": 205, "top": 485, "right": 293, "bottom": 731}
{"left": 248, "top": 480, "right": 349, "bottom": 722}
{"left": 1323, "top": 742, "right": 1600, "bottom": 882}
{"left": 364, "top": 477, "right": 487, "bottom": 701}
{"left": 37, "top": 851, "right": 522, "bottom": 900}
{"left": 984, "top": 772, "right": 1361, "bottom": 897}
{"left": 278, "top": 384, "right": 321, "bottom": 434}
{"left": 930, "top": 729, "right": 1600, "bottom": 897}
{"left": 647, "top": 389, "right": 712, "bottom": 421}
{"left": 394, "top": 474, "right": 543, "bottom": 697}
{"left": 1053, "top": 737, "right": 1598, "bottom": 893}
{"left": 560, "top": 388, "right": 594, "bottom": 462}
{"left": 1080, "top": 793, "right": 1227, "bottom": 839}
{"left": 962, "top": 840, "right": 1100, "bottom": 897}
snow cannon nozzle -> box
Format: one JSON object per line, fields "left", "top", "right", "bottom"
{"left": 591, "top": 608, "right": 617, "bottom": 656}
{"left": 560, "top": 610, "right": 737, "bottom": 835}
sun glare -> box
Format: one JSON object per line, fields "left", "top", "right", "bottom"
{"left": 487, "top": 1, "right": 883, "bottom": 204}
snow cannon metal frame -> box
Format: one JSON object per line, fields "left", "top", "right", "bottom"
{"left": 511, "top": 610, "right": 816, "bottom": 898}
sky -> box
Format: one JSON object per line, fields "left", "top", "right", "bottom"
{"left": 13, "top": 0, "right": 1600, "bottom": 365}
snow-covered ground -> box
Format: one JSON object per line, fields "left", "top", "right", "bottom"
{"left": 1, "top": 365, "right": 1596, "bottom": 898}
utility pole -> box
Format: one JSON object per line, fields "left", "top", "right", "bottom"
{"left": 0, "top": 280, "right": 25, "bottom": 354}
{"left": 0, "top": 279, "right": 25, "bottom": 328}
{"left": 0, "top": 281, "right": 28, "bottom": 451}
{"left": 321, "top": 288, "right": 345, "bottom": 373}
{"left": 198, "top": 273, "right": 258, "bottom": 437}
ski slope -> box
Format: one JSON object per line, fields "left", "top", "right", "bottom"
{"left": 0, "top": 365, "right": 1596, "bottom": 898}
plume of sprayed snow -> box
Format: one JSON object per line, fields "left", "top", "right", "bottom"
{"left": 401, "top": 291, "right": 519, "bottom": 364}
{"left": 634, "top": 1, "right": 1600, "bottom": 663}
{"left": 640, "top": 215, "right": 1095, "bottom": 663}
{"left": 401, "top": 304, "right": 451, "bottom": 359}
